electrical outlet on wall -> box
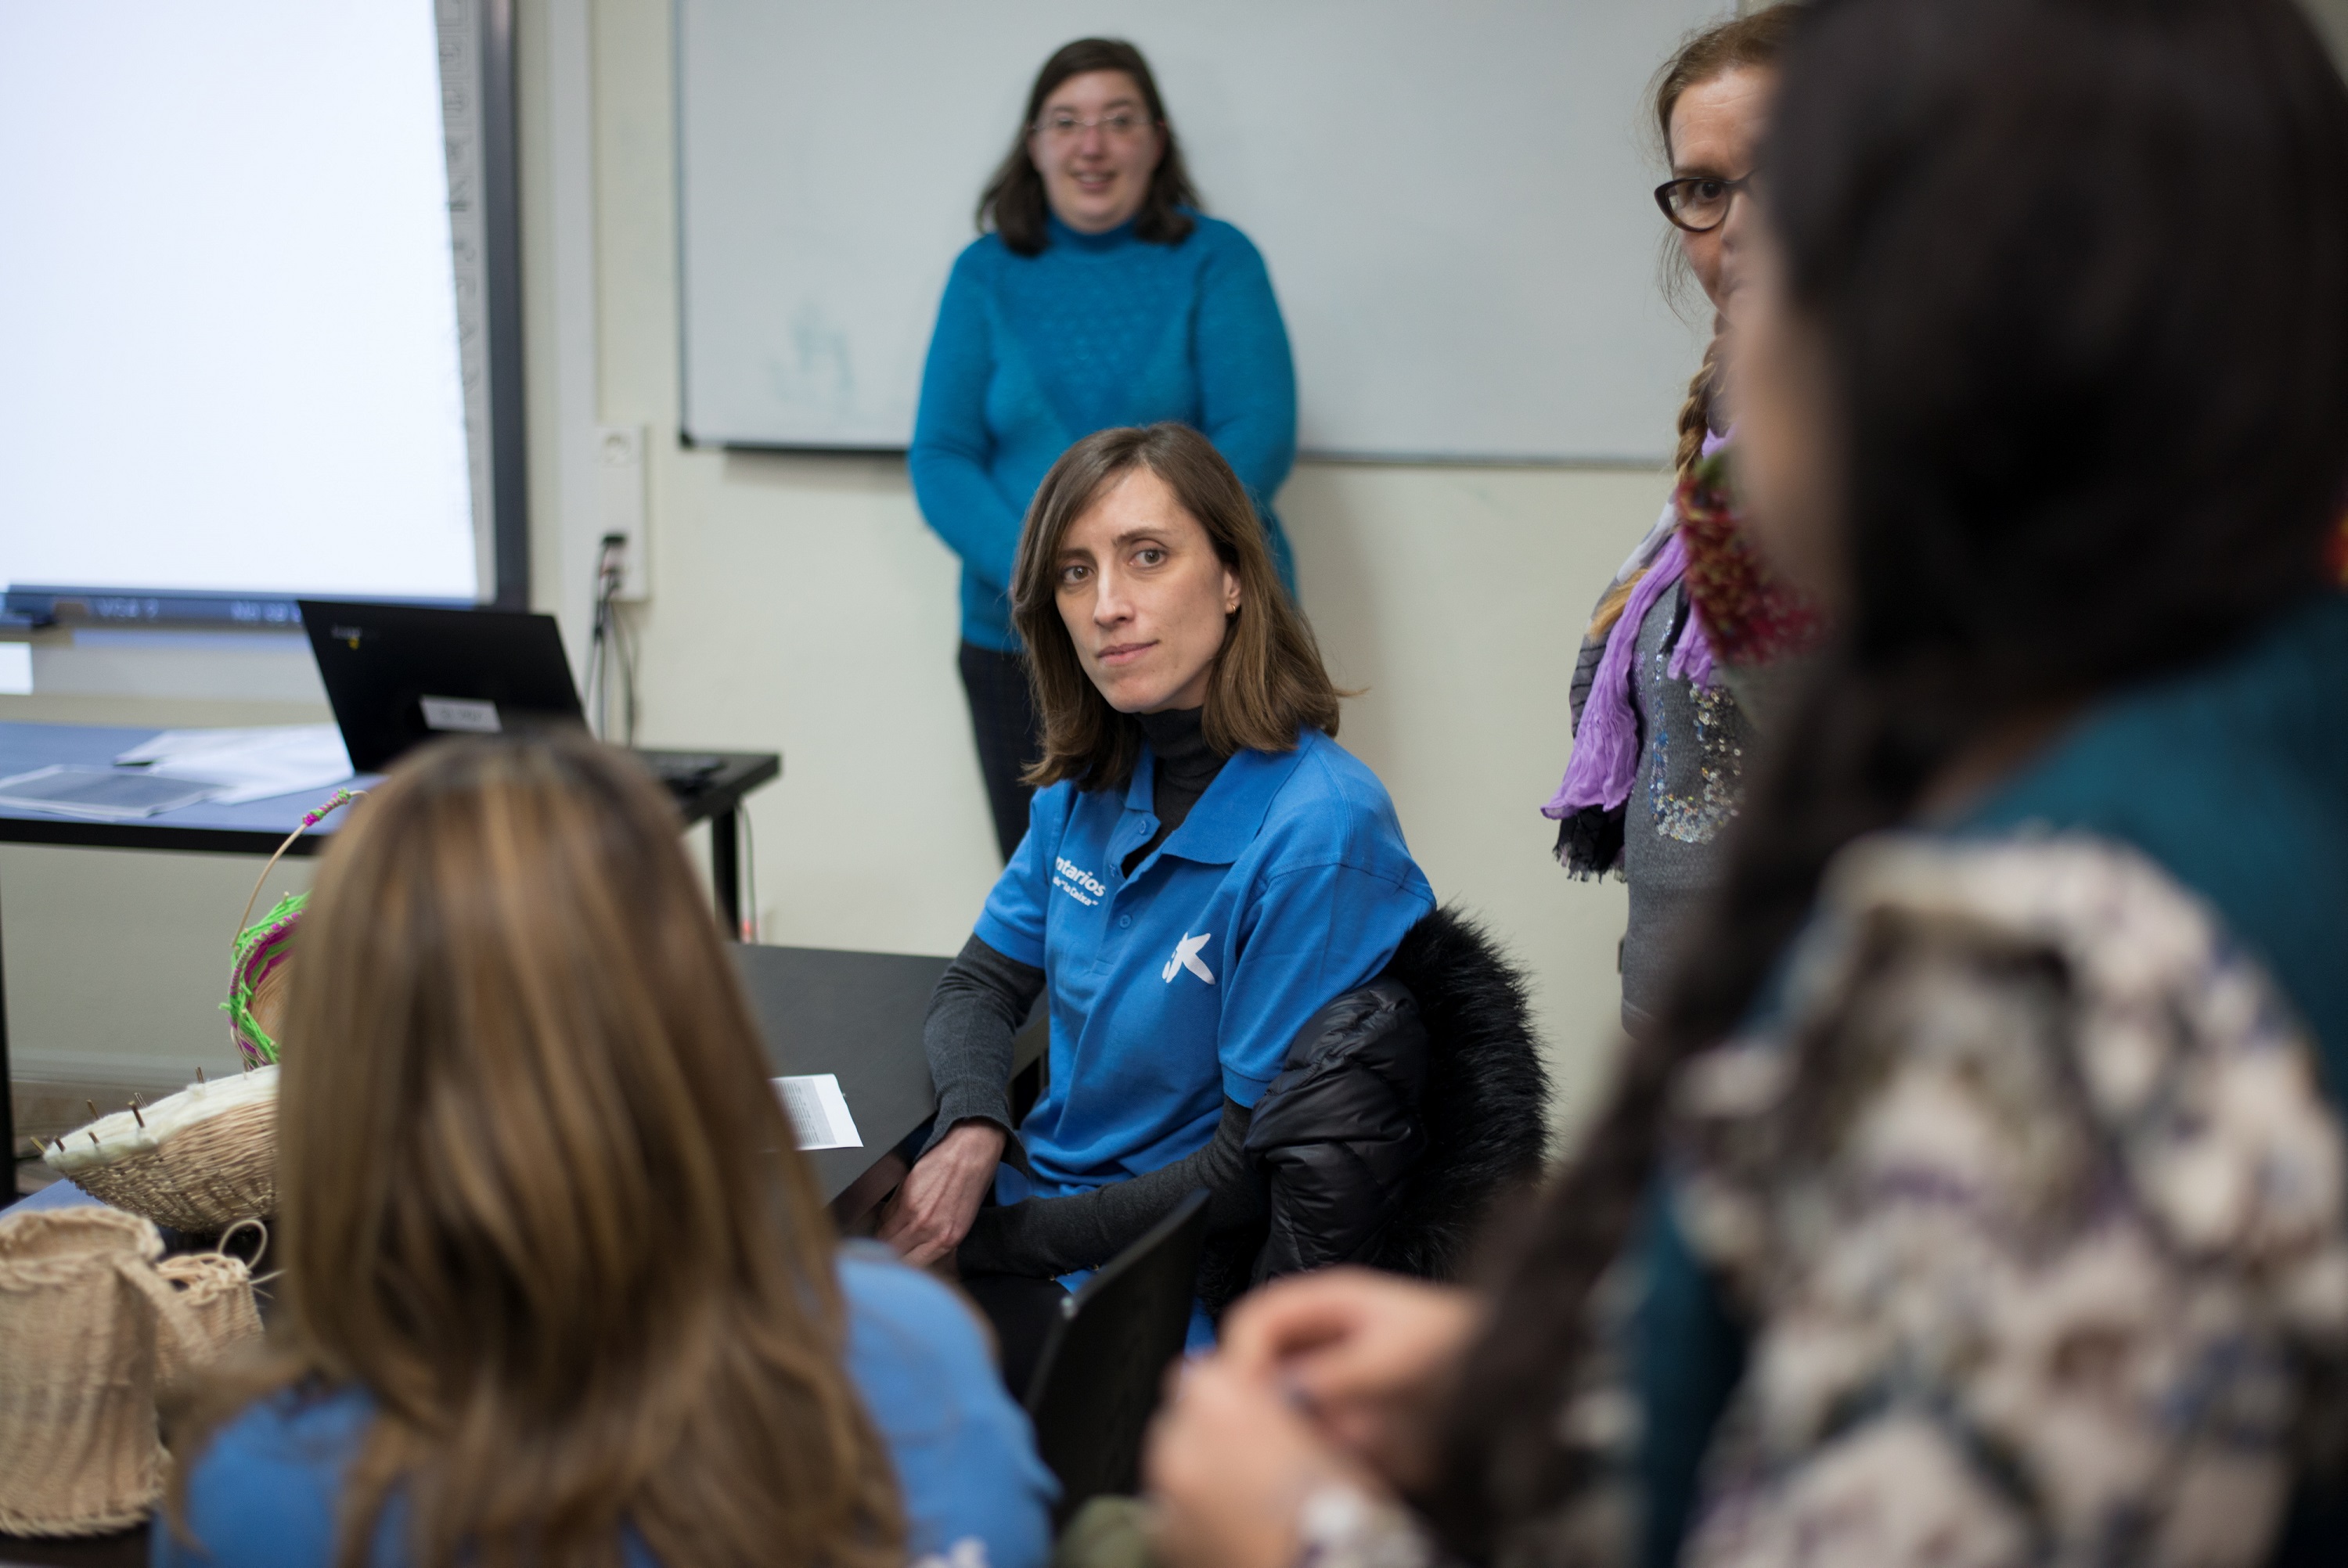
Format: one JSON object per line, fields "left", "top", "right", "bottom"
{"left": 595, "top": 424, "right": 650, "bottom": 599}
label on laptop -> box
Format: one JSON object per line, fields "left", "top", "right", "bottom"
{"left": 420, "top": 696, "right": 501, "bottom": 733}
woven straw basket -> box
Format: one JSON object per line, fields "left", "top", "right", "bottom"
{"left": 0, "top": 1206, "right": 260, "bottom": 1536}
{"left": 42, "top": 1070, "right": 279, "bottom": 1235}
{"left": 154, "top": 1245, "right": 266, "bottom": 1388}
{"left": 35, "top": 791, "right": 358, "bottom": 1235}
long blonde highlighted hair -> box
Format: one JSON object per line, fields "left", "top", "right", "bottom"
{"left": 171, "top": 734, "right": 902, "bottom": 1568}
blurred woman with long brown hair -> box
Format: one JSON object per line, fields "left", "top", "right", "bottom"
{"left": 160, "top": 734, "right": 1053, "bottom": 1568}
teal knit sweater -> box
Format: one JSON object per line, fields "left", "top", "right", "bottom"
{"left": 908, "top": 211, "right": 1297, "bottom": 652}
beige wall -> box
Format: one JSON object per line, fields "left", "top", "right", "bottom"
{"left": 0, "top": 845, "right": 315, "bottom": 1091}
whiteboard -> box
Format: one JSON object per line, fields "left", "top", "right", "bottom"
{"left": 676, "top": 1, "right": 1725, "bottom": 465}
{"left": 0, "top": 0, "right": 485, "bottom": 605}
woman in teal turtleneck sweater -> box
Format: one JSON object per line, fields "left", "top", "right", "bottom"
{"left": 910, "top": 38, "right": 1296, "bottom": 863}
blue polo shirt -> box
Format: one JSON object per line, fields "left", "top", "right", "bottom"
{"left": 976, "top": 726, "right": 1434, "bottom": 1196}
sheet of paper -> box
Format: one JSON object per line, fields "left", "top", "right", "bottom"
{"left": 772, "top": 1073, "right": 863, "bottom": 1152}
{"left": 115, "top": 724, "right": 354, "bottom": 805}
{"left": 0, "top": 764, "right": 220, "bottom": 820}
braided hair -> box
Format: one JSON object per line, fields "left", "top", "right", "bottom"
{"left": 1659, "top": 6, "right": 1803, "bottom": 481}
{"left": 1583, "top": 8, "right": 1799, "bottom": 650}
{"left": 1673, "top": 335, "right": 1724, "bottom": 480}
{"left": 1439, "top": 0, "right": 2348, "bottom": 1555}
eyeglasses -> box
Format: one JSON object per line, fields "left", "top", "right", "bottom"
{"left": 1032, "top": 110, "right": 1157, "bottom": 144}
{"left": 1654, "top": 173, "right": 1759, "bottom": 233}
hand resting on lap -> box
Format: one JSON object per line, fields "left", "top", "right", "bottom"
{"left": 878, "top": 1120, "right": 1007, "bottom": 1268}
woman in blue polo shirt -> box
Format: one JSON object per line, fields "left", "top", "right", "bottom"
{"left": 879, "top": 422, "right": 1430, "bottom": 1376}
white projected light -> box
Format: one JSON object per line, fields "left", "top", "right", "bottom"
{"left": 0, "top": 2, "right": 477, "bottom": 602}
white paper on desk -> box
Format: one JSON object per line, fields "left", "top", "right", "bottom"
{"left": 0, "top": 764, "right": 221, "bottom": 819}
{"left": 115, "top": 724, "right": 354, "bottom": 805}
{"left": 773, "top": 1074, "right": 863, "bottom": 1151}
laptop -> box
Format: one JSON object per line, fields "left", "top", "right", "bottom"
{"left": 301, "top": 601, "right": 736, "bottom": 797}
{"left": 299, "top": 601, "right": 588, "bottom": 773}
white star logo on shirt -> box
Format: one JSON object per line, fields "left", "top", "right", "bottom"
{"left": 1162, "top": 931, "right": 1215, "bottom": 985}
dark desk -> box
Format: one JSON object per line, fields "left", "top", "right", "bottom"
{"left": 0, "top": 721, "right": 777, "bottom": 1161}
{"left": 733, "top": 942, "right": 1045, "bottom": 1217}
{"left": 0, "top": 1527, "right": 148, "bottom": 1566}
{"left": 733, "top": 942, "right": 948, "bottom": 1211}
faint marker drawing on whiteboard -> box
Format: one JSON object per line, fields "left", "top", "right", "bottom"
{"left": 761, "top": 302, "right": 858, "bottom": 425}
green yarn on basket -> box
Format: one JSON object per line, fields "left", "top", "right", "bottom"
{"left": 224, "top": 892, "right": 304, "bottom": 1067}
{"left": 219, "top": 786, "right": 362, "bottom": 1068}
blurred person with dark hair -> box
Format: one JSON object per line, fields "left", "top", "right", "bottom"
{"left": 1146, "top": 2, "right": 2348, "bottom": 1564}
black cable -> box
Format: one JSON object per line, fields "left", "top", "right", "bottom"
{"left": 585, "top": 583, "right": 608, "bottom": 739}
{"left": 589, "top": 534, "right": 627, "bottom": 741}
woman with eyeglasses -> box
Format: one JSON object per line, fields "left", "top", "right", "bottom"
{"left": 1541, "top": 5, "right": 1820, "bottom": 1039}
{"left": 911, "top": 38, "right": 1298, "bottom": 866}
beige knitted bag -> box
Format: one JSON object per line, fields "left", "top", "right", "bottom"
{"left": 154, "top": 1228, "right": 268, "bottom": 1391}
{"left": 0, "top": 1206, "right": 263, "bottom": 1537}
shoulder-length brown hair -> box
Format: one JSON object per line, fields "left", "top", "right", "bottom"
{"left": 978, "top": 38, "right": 1200, "bottom": 257}
{"left": 1012, "top": 423, "right": 1339, "bottom": 793}
{"left": 169, "top": 734, "right": 902, "bottom": 1568}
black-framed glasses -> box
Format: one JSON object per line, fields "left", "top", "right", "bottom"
{"left": 1032, "top": 110, "right": 1157, "bottom": 143}
{"left": 1654, "top": 173, "right": 1759, "bottom": 233}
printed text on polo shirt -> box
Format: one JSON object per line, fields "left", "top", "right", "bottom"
{"left": 1053, "top": 857, "right": 1108, "bottom": 906}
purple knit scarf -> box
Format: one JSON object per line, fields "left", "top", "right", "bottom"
{"left": 1542, "top": 523, "right": 1715, "bottom": 821}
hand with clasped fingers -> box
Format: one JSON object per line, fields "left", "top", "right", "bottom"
{"left": 1143, "top": 1268, "right": 1486, "bottom": 1568}
{"left": 876, "top": 1120, "right": 1006, "bottom": 1269}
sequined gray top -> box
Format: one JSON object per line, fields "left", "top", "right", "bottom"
{"left": 1619, "top": 579, "right": 1754, "bottom": 1031}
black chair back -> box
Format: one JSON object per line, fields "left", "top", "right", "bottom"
{"left": 1022, "top": 1188, "right": 1209, "bottom": 1522}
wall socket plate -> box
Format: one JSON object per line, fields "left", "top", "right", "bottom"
{"left": 594, "top": 423, "right": 650, "bottom": 600}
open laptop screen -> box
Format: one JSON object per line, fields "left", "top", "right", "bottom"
{"left": 300, "top": 600, "right": 585, "bottom": 774}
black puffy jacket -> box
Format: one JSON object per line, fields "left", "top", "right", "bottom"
{"left": 1199, "top": 905, "right": 1552, "bottom": 1311}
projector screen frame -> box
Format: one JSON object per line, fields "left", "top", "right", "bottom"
{"left": 0, "top": 0, "right": 531, "bottom": 632}
{"left": 478, "top": 0, "right": 530, "bottom": 615}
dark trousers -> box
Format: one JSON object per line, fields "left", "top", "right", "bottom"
{"left": 958, "top": 642, "right": 1042, "bottom": 864}
{"left": 958, "top": 1271, "right": 1069, "bottom": 1402}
